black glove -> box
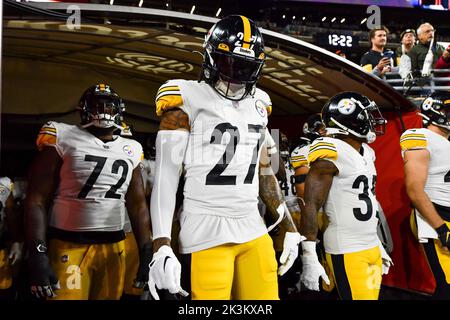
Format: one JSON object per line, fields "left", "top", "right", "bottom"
{"left": 134, "top": 240, "right": 153, "bottom": 289}
{"left": 28, "top": 241, "right": 60, "bottom": 299}
{"left": 435, "top": 224, "right": 450, "bottom": 250}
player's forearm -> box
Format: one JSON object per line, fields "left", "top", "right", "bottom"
{"left": 129, "top": 206, "right": 152, "bottom": 249}
{"left": 259, "top": 168, "right": 297, "bottom": 233}
{"left": 24, "top": 200, "right": 48, "bottom": 246}
{"left": 150, "top": 129, "right": 188, "bottom": 251}
{"left": 300, "top": 202, "right": 319, "bottom": 241}
{"left": 299, "top": 161, "right": 335, "bottom": 241}
{"left": 407, "top": 186, "right": 444, "bottom": 228}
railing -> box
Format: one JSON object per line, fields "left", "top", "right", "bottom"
{"left": 384, "top": 69, "right": 450, "bottom": 97}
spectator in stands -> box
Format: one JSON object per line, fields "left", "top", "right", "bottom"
{"left": 396, "top": 29, "right": 416, "bottom": 78}
{"left": 435, "top": 44, "right": 450, "bottom": 86}
{"left": 360, "top": 26, "right": 397, "bottom": 78}
{"left": 408, "top": 23, "right": 446, "bottom": 74}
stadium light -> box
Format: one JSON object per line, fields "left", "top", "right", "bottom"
{"left": 215, "top": 8, "right": 222, "bottom": 17}
{"left": 282, "top": 14, "right": 286, "bottom": 19}
{"left": 321, "top": 16, "right": 327, "bottom": 22}
{"left": 331, "top": 17, "right": 336, "bottom": 22}
{"left": 302, "top": 16, "right": 306, "bottom": 20}
{"left": 293, "top": 15, "right": 296, "bottom": 20}
{"left": 190, "top": 5, "right": 196, "bottom": 14}
{"left": 109, "top": 0, "right": 113, "bottom": 5}
{"left": 360, "top": 17, "right": 367, "bottom": 24}
{"left": 138, "top": 0, "right": 143, "bottom": 7}
{"left": 340, "top": 18, "right": 346, "bottom": 23}
{"left": 166, "top": 2, "right": 169, "bottom": 7}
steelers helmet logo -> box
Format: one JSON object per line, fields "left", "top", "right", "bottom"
{"left": 422, "top": 97, "right": 434, "bottom": 111}
{"left": 123, "top": 145, "right": 134, "bottom": 157}
{"left": 255, "top": 100, "right": 267, "bottom": 117}
{"left": 0, "top": 186, "right": 6, "bottom": 195}
{"left": 337, "top": 98, "right": 356, "bottom": 115}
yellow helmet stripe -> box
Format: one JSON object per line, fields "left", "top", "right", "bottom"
{"left": 240, "top": 15, "right": 251, "bottom": 49}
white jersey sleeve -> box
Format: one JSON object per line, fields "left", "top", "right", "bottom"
{"left": 401, "top": 128, "right": 450, "bottom": 207}
{"left": 290, "top": 145, "right": 310, "bottom": 169}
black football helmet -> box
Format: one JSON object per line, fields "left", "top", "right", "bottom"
{"left": 303, "top": 113, "right": 326, "bottom": 142}
{"left": 202, "top": 15, "right": 265, "bottom": 101}
{"left": 419, "top": 91, "right": 450, "bottom": 131}
{"left": 78, "top": 84, "right": 125, "bottom": 130}
{"left": 321, "top": 92, "right": 386, "bottom": 144}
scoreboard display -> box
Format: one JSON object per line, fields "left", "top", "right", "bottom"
{"left": 315, "top": 32, "right": 360, "bottom": 48}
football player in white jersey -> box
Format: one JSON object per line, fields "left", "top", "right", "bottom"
{"left": 148, "top": 15, "right": 303, "bottom": 300}
{"left": 299, "top": 92, "right": 392, "bottom": 300}
{"left": 24, "top": 84, "right": 152, "bottom": 300}
{"left": 290, "top": 114, "right": 326, "bottom": 201}
{"left": 401, "top": 91, "right": 450, "bottom": 299}
{"left": 0, "top": 176, "right": 23, "bottom": 299}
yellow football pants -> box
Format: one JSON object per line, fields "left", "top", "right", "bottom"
{"left": 123, "top": 232, "right": 143, "bottom": 296}
{"left": 0, "top": 249, "right": 12, "bottom": 290}
{"left": 326, "top": 246, "right": 381, "bottom": 300}
{"left": 48, "top": 238, "right": 125, "bottom": 300}
{"left": 183, "top": 234, "right": 279, "bottom": 300}
{"left": 411, "top": 211, "right": 450, "bottom": 298}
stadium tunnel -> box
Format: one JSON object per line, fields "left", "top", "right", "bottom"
{"left": 2, "top": 1, "right": 433, "bottom": 297}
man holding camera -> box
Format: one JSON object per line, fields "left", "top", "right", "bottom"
{"left": 360, "top": 26, "right": 397, "bottom": 78}
{"left": 408, "top": 23, "right": 446, "bottom": 73}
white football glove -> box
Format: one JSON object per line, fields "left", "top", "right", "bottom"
{"left": 378, "top": 241, "right": 393, "bottom": 275}
{"left": 278, "top": 232, "right": 305, "bottom": 276}
{"left": 148, "top": 245, "right": 189, "bottom": 300}
{"left": 300, "top": 241, "right": 330, "bottom": 291}
{"left": 8, "top": 242, "right": 23, "bottom": 265}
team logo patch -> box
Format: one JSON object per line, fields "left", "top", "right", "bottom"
{"left": 0, "top": 186, "right": 6, "bottom": 195}
{"left": 255, "top": 100, "right": 268, "bottom": 117}
{"left": 61, "top": 255, "right": 69, "bottom": 263}
{"left": 422, "top": 97, "right": 434, "bottom": 111}
{"left": 123, "top": 145, "right": 134, "bottom": 157}
{"left": 337, "top": 98, "right": 356, "bottom": 115}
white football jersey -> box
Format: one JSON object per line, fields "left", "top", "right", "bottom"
{"left": 0, "top": 177, "right": 13, "bottom": 233}
{"left": 156, "top": 80, "right": 272, "bottom": 253}
{"left": 400, "top": 128, "right": 450, "bottom": 207}
{"left": 308, "top": 137, "right": 379, "bottom": 254}
{"left": 290, "top": 144, "right": 310, "bottom": 170}
{"left": 37, "top": 121, "right": 143, "bottom": 232}
{"left": 279, "top": 161, "right": 297, "bottom": 201}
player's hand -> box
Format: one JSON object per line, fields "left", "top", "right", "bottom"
{"left": 300, "top": 241, "right": 330, "bottom": 291}
{"left": 8, "top": 242, "right": 24, "bottom": 265}
{"left": 28, "top": 244, "right": 60, "bottom": 299}
{"left": 435, "top": 223, "right": 450, "bottom": 251}
{"left": 377, "top": 241, "right": 393, "bottom": 275}
{"left": 148, "top": 245, "right": 188, "bottom": 300}
{"left": 381, "top": 257, "right": 393, "bottom": 275}
{"left": 134, "top": 240, "right": 153, "bottom": 288}
{"left": 278, "top": 232, "right": 305, "bottom": 276}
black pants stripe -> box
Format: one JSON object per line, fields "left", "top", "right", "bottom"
{"left": 330, "top": 254, "right": 353, "bottom": 300}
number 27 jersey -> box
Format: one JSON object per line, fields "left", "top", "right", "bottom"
{"left": 156, "top": 80, "right": 272, "bottom": 253}
{"left": 36, "top": 121, "right": 143, "bottom": 232}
